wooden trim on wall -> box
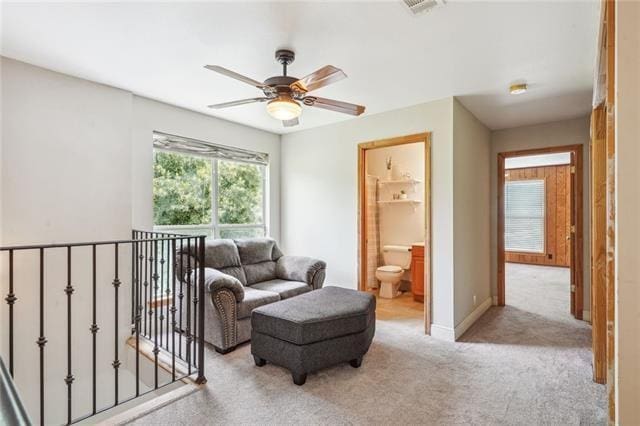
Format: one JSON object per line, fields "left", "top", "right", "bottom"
{"left": 357, "top": 132, "right": 432, "bottom": 335}
{"left": 497, "top": 144, "right": 584, "bottom": 319}
{"left": 603, "top": 1, "right": 615, "bottom": 421}
{"left": 590, "top": 103, "right": 607, "bottom": 384}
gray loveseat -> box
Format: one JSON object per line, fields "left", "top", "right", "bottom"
{"left": 178, "top": 237, "right": 326, "bottom": 354}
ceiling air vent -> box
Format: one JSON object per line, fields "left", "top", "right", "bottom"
{"left": 402, "top": 0, "right": 445, "bottom": 15}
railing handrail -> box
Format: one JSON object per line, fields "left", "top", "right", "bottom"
{"left": 0, "top": 231, "right": 202, "bottom": 252}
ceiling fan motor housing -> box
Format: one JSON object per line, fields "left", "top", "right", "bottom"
{"left": 275, "top": 49, "right": 295, "bottom": 66}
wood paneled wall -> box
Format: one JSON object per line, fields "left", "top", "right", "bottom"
{"left": 505, "top": 164, "right": 571, "bottom": 267}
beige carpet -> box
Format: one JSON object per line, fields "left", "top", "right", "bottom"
{"left": 129, "top": 263, "right": 606, "bottom": 425}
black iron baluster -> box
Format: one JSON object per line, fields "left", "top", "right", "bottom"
{"left": 196, "top": 235, "right": 206, "bottom": 384}
{"left": 148, "top": 234, "right": 155, "bottom": 341}
{"left": 178, "top": 238, "right": 184, "bottom": 359}
{"left": 165, "top": 237, "right": 171, "bottom": 351}
{"left": 5, "top": 249, "right": 16, "bottom": 377}
{"left": 185, "top": 238, "right": 192, "bottom": 374}
{"left": 131, "top": 231, "right": 135, "bottom": 326}
{"left": 37, "top": 248, "right": 47, "bottom": 426}
{"left": 153, "top": 238, "right": 159, "bottom": 389}
{"left": 112, "top": 243, "right": 121, "bottom": 405}
{"left": 135, "top": 238, "right": 141, "bottom": 397}
{"left": 192, "top": 237, "right": 199, "bottom": 369}
{"left": 143, "top": 233, "right": 149, "bottom": 337}
{"left": 65, "top": 247, "right": 74, "bottom": 425}
{"left": 159, "top": 238, "right": 165, "bottom": 349}
{"left": 91, "top": 244, "right": 99, "bottom": 415}
{"left": 171, "top": 238, "right": 177, "bottom": 381}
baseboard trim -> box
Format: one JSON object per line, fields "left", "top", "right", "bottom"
{"left": 492, "top": 295, "right": 498, "bottom": 305}
{"left": 582, "top": 310, "right": 591, "bottom": 322}
{"left": 454, "top": 297, "right": 493, "bottom": 340}
{"left": 430, "top": 324, "right": 456, "bottom": 341}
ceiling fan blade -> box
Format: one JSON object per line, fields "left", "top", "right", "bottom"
{"left": 290, "top": 65, "right": 347, "bottom": 93}
{"left": 204, "top": 65, "right": 266, "bottom": 89}
{"left": 283, "top": 117, "right": 299, "bottom": 127}
{"left": 207, "top": 97, "right": 269, "bottom": 109}
{"left": 303, "top": 96, "right": 365, "bottom": 116}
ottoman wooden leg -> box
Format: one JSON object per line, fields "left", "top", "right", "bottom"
{"left": 253, "top": 355, "right": 266, "bottom": 367}
{"left": 292, "top": 372, "right": 307, "bottom": 386}
{"left": 349, "top": 357, "right": 363, "bottom": 368}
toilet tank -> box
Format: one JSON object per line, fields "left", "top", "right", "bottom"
{"left": 382, "top": 245, "right": 412, "bottom": 269}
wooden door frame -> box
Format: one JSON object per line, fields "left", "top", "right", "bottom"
{"left": 357, "top": 132, "right": 432, "bottom": 334}
{"left": 497, "top": 144, "right": 584, "bottom": 319}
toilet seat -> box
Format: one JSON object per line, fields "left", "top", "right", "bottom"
{"left": 377, "top": 265, "right": 403, "bottom": 273}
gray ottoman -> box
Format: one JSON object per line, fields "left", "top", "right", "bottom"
{"left": 251, "top": 286, "right": 376, "bottom": 385}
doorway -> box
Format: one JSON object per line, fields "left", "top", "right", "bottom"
{"left": 357, "top": 133, "right": 431, "bottom": 334}
{"left": 497, "top": 145, "right": 584, "bottom": 319}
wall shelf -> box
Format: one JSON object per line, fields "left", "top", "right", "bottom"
{"left": 377, "top": 199, "right": 422, "bottom": 205}
{"left": 378, "top": 178, "right": 422, "bottom": 185}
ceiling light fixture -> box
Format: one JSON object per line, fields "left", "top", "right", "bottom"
{"left": 509, "top": 83, "right": 528, "bottom": 95}
{"left": 266, "top": 96, "right": 302, "bottom": 121}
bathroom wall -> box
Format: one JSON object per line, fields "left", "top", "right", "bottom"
{"left": 366, "top": 143, "right": 425, "bottom": 288}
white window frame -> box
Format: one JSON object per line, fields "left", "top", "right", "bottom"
{"left": 153, "top": 148, "right": 269, "bottom": 239}
{"left": 504, "top": 179, "right": 546, "bottom": 254}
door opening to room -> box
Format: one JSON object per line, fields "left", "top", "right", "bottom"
{"left": 357, "top": 133, "right": 431, "bottom": 334}
{"left": 497, "top": 145, "right": 584, "bottom": 319}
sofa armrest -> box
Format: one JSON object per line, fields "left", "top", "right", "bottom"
{"left": 191, "top": 267, "right": 245, "bottom": 302}
{"left": 276, "top": 256, "right": 327, "bottom": 289}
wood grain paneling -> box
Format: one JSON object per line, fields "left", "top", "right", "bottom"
{"left": 411, "top": 244, "right": 425, "bottom": 302}
{"left": 505, "top": 164, "right": 572, "bottom": 267}
{"left": 591, "top": 104, "right": 607, "bottom": 384}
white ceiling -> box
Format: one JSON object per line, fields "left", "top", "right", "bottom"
{"left": 1, "top": 1, "right": 600, "bottom": 135}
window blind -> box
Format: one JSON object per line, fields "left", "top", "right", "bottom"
{"left": 153, "top": 131, "right": 269, "bottom": 166}
{"left": 505, "top": 180, "right": 545, "bottom": 253}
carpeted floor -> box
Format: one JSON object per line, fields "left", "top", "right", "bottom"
{"left": 129, "top": 263, "right": 606, "bottom": 425}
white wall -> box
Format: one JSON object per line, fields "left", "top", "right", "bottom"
{"left": 131, "top": 97, "right": 281, "bottom": 240}
{"left": 281, "top": 98, "right": 456, "bottom": 329}
{"left": 0, "top": 57, "right": 134, "bottom": 424}
{"left": 615, "top": 1, "right": 640, "bottom": 422}
{"left": 490, "top": 116, "right": 591, "bottom": 312}
{"left": 0, "top": 57, "right": 282, "bottom": 423}
{"left": 452, "top": 99, "right": 492, "bottom": 327}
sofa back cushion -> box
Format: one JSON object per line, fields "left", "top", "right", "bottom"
{"left": 202, "top": 239, "right": 247, "bottom": 285}
{"left": 234, "top": 238, "right": 283, "bottom": 285}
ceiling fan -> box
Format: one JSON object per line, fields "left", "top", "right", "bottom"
{"left": 205, "top": 49, "right": 365, "bottom": 127}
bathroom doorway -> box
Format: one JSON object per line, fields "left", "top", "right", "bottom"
{"left": 357, "top": 133, "right": 431, "bottom": 334}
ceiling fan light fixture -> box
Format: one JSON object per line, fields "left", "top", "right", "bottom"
{"left": 266, "top": 97, "right": 302, "bottom": 121}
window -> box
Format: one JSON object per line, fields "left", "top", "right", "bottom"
{"left": 504, "top": 180, "right": 545, "bottom": 253}
{"left": 153, "top": 148, "right": 267, "bottom": 239}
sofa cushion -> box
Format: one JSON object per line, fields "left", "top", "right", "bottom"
{"left": 250, "top": 279, "right": 311, "bottom": 300}
{"left": 234, "top": 238, "right": 283, "bottom": 265}
{"left": 237, "top": 287, "right": 280, "bottom": 320}
{"left": 203, "top": 239, "right": 242, "bottom": 269}
{"left": 243, "top": 261, "right": 277, "bottom": 285}
{"left": 251, "top": 286, "right": 375, "bottom": 346}
{"left": 218, "top": 266, "right": 248, "bottom": 286}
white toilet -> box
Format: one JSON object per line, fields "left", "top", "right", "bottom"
{"left": 375, "top": 245, "right": 412, "bottom": 299}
